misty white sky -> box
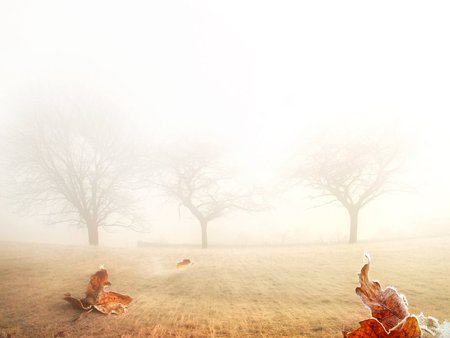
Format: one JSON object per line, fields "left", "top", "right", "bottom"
{"left": 1, "top": 1, "right": 450, "bottom": 246}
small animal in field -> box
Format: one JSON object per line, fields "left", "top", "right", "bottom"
{"left": 176, "top": 259, "right": 192, "bottom": 269}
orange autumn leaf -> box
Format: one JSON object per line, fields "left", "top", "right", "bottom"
{"left": 343, "top": 316, "right": 421, "bottom": 338}
{"left": 343, "top": 254, "right": 446, "bottom": 337}
{"left": 344, "top": 318, "right": 389, "bottom": 338}
{"left": 94, "top": 302, "right": 128, "bottom": 315}
{"left": 64, "top": 266, "right": 132, "bottom": 316}
{"left": 355, "top": 254, "right": 409, "bottom": 331}
{"left": 84, "top": 267, "right": 112, "bottom": 305}
{"left": 176, "top": 258, "right": 192, "bottom": 269}
{"left": 86, "top": 267, "right": 111, "bottom": 295}
{"left": 393, "top": 317, "right": 422, "bottom": 338}
{"left": 96, "top": 290, "right": 133, "bottom": 306}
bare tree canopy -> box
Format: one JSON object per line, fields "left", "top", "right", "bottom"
{"left": 8, "top": 110, "right": 145, "bottom": 245}
{"left": 293, "top": 134, "right": 405, "bottom": 243}
{"left": 144, "top": 141, "right": 263, "bottom": 248}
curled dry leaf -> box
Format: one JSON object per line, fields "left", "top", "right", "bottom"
{"left": 344, "top": 254, "right": 425, "bottom": 337}
{"left": 176, "top": 258, "right": 192, "bottom": 269}
{"left": 344, "top": 254, "right": 447, "bottom": 337}
{"left": 63, "top": 267, "right": 132, "bottom": 316}
{"left": 94, "top": 302, "right": 127, "bottom": 315}
{"left": 355, "top": 254, "right": 409, "bottom": 331}
{"left": 84, "top": 268, "right": 111, "bottom": 305}
{"left": 343, "top": 316, "right": 421, "bottom": 338}
{"left": 344, "top": 318, "right": 389, "bottom": 338}
{"left": 63, "top": 293, "right": 92, "bottom": 311}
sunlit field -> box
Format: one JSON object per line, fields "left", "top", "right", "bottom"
{"left": 1, "top": 237, "right": 449, "bottom": 338}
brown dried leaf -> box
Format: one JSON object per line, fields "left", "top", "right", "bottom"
{"left": 343, "top": 318, "right": 389, "bottom": 337}
{"left": 176, "top": 258, "right": 192, "bottom": 269}
{"left": 356, "top": 255, "right": 409, "bottom": 331}
{"left": 94, "top": 303, "right": 127, "bottom": 315}
{"left": 64, "top": 267, "right": 132, "bottom": 316}
{"left": 343, "top": 316, "right": 421, "bottom": 338}
{"left": 391, "top": 316, "right": 423, "bottom": 338}
{"left": 96, "top": 291, "right": 133, "bottom": 307}
{"left": 85, "top": 267, "right": 111, "bottom": 299}
{"left": 63, "top": 294, "right": 92, "bottom": 311}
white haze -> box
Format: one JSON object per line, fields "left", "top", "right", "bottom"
{"left": 1, "top": 1, "right": 450, "bottom": 247}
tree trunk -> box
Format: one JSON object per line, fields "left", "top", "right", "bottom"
{"left": 87, "top": 222, "right": 99, "bottom": 246}
{"left": 201, "top": 221, "right": 208, "bottom": 249}
{"left": 348, "top": 208, "right": 359, "bottom": 244}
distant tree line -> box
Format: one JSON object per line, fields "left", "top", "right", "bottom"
{"left": 6, "top": 109, "right": 405, "bottom": 247}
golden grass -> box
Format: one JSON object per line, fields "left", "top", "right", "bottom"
{"left": 0, "top": 237, "right": 449, "bottom": 337}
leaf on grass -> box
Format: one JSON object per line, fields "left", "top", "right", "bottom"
{"left": 345, "top": 254, "right": 447, "bottom": 337}
{"left": 391, "top": 316, "right": 422, "bottom": 338}
{"left": 343, "top": 318, "right": 389, "bottom": 337}
{"left": 176, "top": 258, "right": 192, "bottom": 269}
{"left": 94, "top": 303, "right": 127, "bottom": 315}
{"left": 96, "top": 291, "right": 133, "bottom": 306}
{"left": 63, "top": 267, "right": 132, "bottom": 316}
{"left": 355, "top": 254, "right": 409, "bottom": 331}
{"left": 63, "top": 293, "right": 92, "bottom": 311}
{"left": 85, "top": 267, "right": 111, "bottom": 304}
{"left": 343, "top": 316, "right": 421, "bottom": 338}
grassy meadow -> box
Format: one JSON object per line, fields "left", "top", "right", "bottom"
{"left": 0, "top": 237, "right": 449, "bottom": 337}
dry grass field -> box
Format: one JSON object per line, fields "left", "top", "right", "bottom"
{"left": 0, "top": 237, "right": 449, "bottom": 338}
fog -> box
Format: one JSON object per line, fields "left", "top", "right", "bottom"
{"left": 1, "top": 1, "right": 450, "bottom": 248}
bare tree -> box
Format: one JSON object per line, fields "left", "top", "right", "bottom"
{"left": 292, "top": 135, "right": 404, "bottom": 243}
{"left": 144, "top": 142, "right": 262, "bottom": 248}
{"left": 8, "top": 110, "right": 144, "bottom": 245}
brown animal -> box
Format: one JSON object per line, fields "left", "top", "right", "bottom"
{"left": 176, "top": 259, "right": 191, "bottom": 269}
